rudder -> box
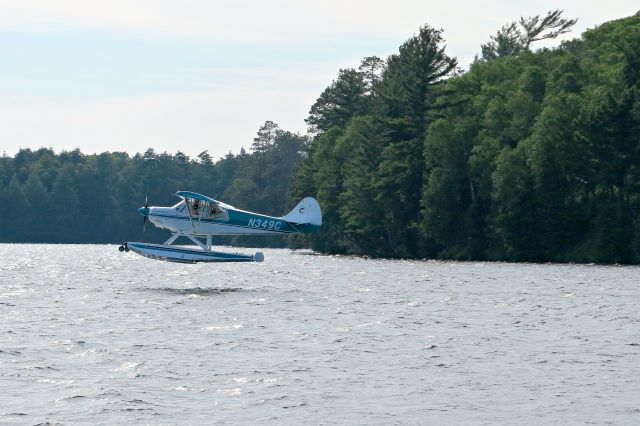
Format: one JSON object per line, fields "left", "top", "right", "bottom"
{"left": 280, "top": 197, "right": 322, "bottom": 226}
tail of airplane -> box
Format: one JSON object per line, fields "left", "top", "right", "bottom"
{"left": 280, "top": 197, "right": 322, "bottom": 229}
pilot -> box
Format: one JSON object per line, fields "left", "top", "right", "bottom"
{"left": 193, "top": 200, "right": 199, "bottom": 215}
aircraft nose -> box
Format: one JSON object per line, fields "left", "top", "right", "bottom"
{"left": 138, "top": 207, "right": 150, "bottom": 216}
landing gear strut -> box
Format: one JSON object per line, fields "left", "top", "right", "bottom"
{"left": 118, "top": 243, "right": 129, "bottom": 252}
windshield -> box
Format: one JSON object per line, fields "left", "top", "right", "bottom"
{"left": 172, "top": 201, "right": 186, "bottom": 211}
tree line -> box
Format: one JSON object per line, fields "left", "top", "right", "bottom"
{"left": 2, "top": 10, "right": 639, "bottom": 263}
{"left": 0, "top": 122, "right": 307, "bottom": 247}
{"left": 291, "top": 10, "right": 640, "bottom": 263}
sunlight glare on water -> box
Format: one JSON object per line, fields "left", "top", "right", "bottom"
{"left": 1, "top": 244, "right": 639, "bottom": 424}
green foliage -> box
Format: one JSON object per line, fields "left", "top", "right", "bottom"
{"left": 337, "top": 116, "right": 388, "bottom": 255}
{"left": 306, "top": 69, "right": 367, "bottom": 134}
{"left": 480, "top": 10, "right": 577, "bottom": 61}
{"left": 299, "top": 11, "right": 640, "bottom": 263}
{"left": 378, "top": 25, "right": 458, "bottom": 142}
{"left": 22, "top": 173, "right": 49, "bottom": 241}
{"left": 1, "top": 176, "right": 29, "bottom": 240}
{"left": 358, "top": 56, "right": 386, "bottom": 95}
{"left": 307, "top": 127, "right": 349, "bottom": 252}
{"left": 0, "top": 121, "right": 306, "bottom": 246}
{"left": 2, "top": 11, "right": 639, "bottom": 264}
{"left": 421, "top": 116, "right": 478, "bottom": 255}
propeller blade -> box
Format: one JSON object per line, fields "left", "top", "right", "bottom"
{"left": 142, "top": 196, "right": 149, "bottom": 232}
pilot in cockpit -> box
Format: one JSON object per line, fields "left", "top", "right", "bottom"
{"left": 192, "top": 200, "right": 200, "bottom": 215}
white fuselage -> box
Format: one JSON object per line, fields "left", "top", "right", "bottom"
{"left": 147, "top": 206, "right": 292, "bottom": 236}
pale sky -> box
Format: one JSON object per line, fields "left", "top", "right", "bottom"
{"left": 1, "top": 0, "right": 637, "bottom": 160}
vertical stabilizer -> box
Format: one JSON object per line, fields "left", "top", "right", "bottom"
{"left": 280, "top": 197, "right": 322, "bottom": 225}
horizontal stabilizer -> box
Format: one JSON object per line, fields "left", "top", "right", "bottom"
{"left": 280, "top": 197, "right": 322, "bottom": 226}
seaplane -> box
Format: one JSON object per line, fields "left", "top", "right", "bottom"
{"left": 119, "top": 191, "right": 322, "bottom": 263}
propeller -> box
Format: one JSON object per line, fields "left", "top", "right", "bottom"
{"left": 141, "top": 196, "right": 149, "bottom": 232}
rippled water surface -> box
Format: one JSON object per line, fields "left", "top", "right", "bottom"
{"left": 1, "top": 244, "right": 640, "bottom": 424}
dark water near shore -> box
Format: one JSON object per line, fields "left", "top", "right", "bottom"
{"left": 1, "top": 244, "right": 639, "bottom": 424}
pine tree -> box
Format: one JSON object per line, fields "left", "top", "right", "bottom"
{"left": 306, "top": 69, "right": 367, "bottom": 133}
{"left": 22, "top": 173, "right": 49, "bottom": 241}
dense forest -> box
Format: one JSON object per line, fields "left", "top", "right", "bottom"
{"left": 1, "top": 11, "right": 639, "bottom": 263}
{"left": 0, "top": 122, "right": 308, "bottom": 247}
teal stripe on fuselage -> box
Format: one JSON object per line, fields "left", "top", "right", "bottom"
{"left": 228, "top": 209, "right": 299, "bottom": 233}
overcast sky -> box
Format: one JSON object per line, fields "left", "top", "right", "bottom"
{"left": 1, "top": 0, "right": 637, "bottom": 160}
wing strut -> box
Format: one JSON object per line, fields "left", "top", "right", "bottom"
{"left": 185, "top": 199, "right": 196, "bottom": 231}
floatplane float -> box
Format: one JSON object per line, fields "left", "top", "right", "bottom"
{"left": 119, "top": 191, "right": 322, "bottom": 263}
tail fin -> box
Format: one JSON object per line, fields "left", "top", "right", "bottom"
{"left": 280, "top": 197, "right": 322, "bottom": 226}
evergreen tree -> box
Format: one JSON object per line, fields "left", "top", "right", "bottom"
{"left": 306, "top": 69, "right": 367, "bottom": 133}
{"left": 373, "top": 24, "right": 458, "bottom": 256}
{"left": 22, "top": 173, "right": 49, "bottom": 241}
{"left": 1, "top": 176, "right": 29, "bottom": 241}
{"left": 336, "top": 116, "right": 388, "bottom": 255}
{"left": 421, "top": 116, "right": 478, "bottom": 257}
{"left": 251, "top": 121, "right": 280, "bottom": 155}
{"left": 358, "top": 56, "right": 386, "bottom": 95}
{"left": 309, "top": 127, "right": 349, "bottom": 252}
{"left": 49, "top": 164, "right": 80, "bottom": 242}
{"left": 480, "top": 10, "right": 577, "bottom": 61}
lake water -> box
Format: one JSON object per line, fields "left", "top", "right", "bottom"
{"left": 1, "top": 244, "right": 639, "bottom": 425}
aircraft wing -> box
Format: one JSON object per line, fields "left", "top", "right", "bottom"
{"left": 176, "top": 191, "right": 231, "bottom": 225}
{"left": 176, "top": 191, "right": 221, "bottom": 205}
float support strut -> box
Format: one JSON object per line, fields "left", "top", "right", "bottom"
{"left": 164, "top": 232, "right": 181, "bottom": 246}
